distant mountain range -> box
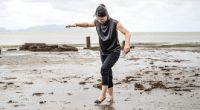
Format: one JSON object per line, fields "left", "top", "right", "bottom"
{"left": 0, "top": 27, "right": 10, "bottom": 32}
{"left": 0, "top": 24, "right": 96, "bottom": 32}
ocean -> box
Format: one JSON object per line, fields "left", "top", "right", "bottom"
{"left": 0, "top": 32, "right": 200, "bottom": 46}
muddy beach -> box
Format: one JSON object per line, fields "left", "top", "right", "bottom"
{"left": 0, "top": 46, "right": 200, "bottom": 110}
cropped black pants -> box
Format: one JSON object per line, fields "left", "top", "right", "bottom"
{"left": 100, "top": 51, "right": 120, "bottom": 88}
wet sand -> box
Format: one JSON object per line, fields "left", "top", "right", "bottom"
{"left": 0, "top": 47, "right": 200, "bottom": 110}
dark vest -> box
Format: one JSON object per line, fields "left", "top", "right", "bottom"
{"left": 95, "top": 18, "right": 121, "bottom": 55}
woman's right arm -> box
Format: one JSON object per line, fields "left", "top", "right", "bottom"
{"left": 65, "top": 22, "right": 95, "bottom": 28}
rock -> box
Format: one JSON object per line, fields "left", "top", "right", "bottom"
{"left": 134, "top": 83, "right": 145, "bottom": 90}
{"left": 64, "top": 101, "right": 71, "bottom": 104}
{"left": 164, "top": 73, "right": 170, "bottom": 76}
{"left": 83, "top": 88, "right": 89, "bottom": 90}
{"left": 174, "top": 60, "right": 181, "bottom": 63}
{"left": 32, "top": 69, "right": 37, "bottom": 71}
{"left": 127, "top": 57, "right": 141, "bottom": 61}
{"left": 93, "top": 83, "right": 102, "bottom": 90}
{"left": 166, "top": 86, "right": 181, "bottom": 89}
{"left": 60, "top": 44, "right": 78, "bottom": 51}
{"left": 174, "top": 78, "right": 180, "bottom": 80}
{"left": 158, "top": 67, "right": 164, "bottom": 69}
{"left": 49, "top": 92, "right": 54, "bottom": 95}
{"left": 144, "top": 88, "right": 152, "bottom": 92}
{"left": 0, "top": 81, "right": 5, "bottom": 84}
{"left": 182, "top": 89, "right": 191, "bottom": 92}
{"left": 174, "top": 89, "right": 191, "bottom": 92}
{"left": 124, "top": 98, "right": 131, "bottom": 101}
{"left": 67, "top": 93, "right": 72, "bottom": 96}
{"left": 63, "top": 81, "right": 67, "bottom": 83}
{"left": 149, "top": 81, "right": 166, "bottom": 89}
{"left": 4, "top": 77, "right": 17, "bottom": 80}
{"left": 24, "top": 82, "right": 33, "bottom": 84}
{"left": 7, "top": 82, "right": 14, "bottom": 85}
{"left": 32, "top": 93, "right": 44, "bottom": 96}
{"left": 144, "top": 71, "right": 152, "bottom": 74}
{"left": 85, "top": 76, "right": 93, "bottom": 81}
{"left": 8, "top": 100, "right": 18, "bottom": 104}
{"left": 20, "top": 43, "right": 78, "bottom": 52}
{"left": 16, "top": 92, "right": 23, "bottom": 93}
{"left": 39, "top": 101, "right": 46, "bottom": 104}
{"left": 154, "top": 73, "right": 158, "bottom": 75}
{"left": 174, "top": 89, "right": 182, "bottom": 91}
{"left": 20, "top": 43, "right": 46, "bottom": 50}
{"left": 123, "top": 76, "right": 139, "bottom": 83}
{"left": 8, "top": 100, "right": 14, "bottom": 103}
{"left": 14, "top": 104, "right": 25, "bottom": 107}
{"left": 79, "top": 81, "right": 86, "bottom": 85}
{"left": 15, "top": 85, "right": 20, "bottom": 88}
{"left": 161, "top": 68, "right": 170, "bottom": 71}
{"left": 186, "top": 84, "right": 200, "bottom": 88}
{"left": 3, "top": 86, "right": 7, "bottom": 90}
{"left": 150, "top": 61, "right": 154, "bottom": 65}
{"left": 7, "top": 49, "right": 17, "bottom": 51}
{"left": 114, "top": 82, "right": 122, "bottom": 85}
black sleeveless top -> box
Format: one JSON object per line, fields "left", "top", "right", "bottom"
{"left": 95, "top": 18, "right": 121, "bottom": 55}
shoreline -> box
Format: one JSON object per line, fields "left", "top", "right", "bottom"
{"left": 1, "top": 42, "right": 200, "bottom": 48}
{"left": 0, "top": 47, "right": 200, "bottom": 110}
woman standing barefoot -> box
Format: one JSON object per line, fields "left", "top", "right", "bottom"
{"left": 66, "top": 4, "right": 131, "bottom": 104}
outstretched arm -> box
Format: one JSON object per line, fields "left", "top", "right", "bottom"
{"left": 117, "top": 22, "right": 131, "bottom": 54}
{"left": 66, "top": 22, "right": 95, "bottom": 28}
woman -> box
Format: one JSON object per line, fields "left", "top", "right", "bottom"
{"left": 66, "top": 4, "right": 131, "bottom": 104}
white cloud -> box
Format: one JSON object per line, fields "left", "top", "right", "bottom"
{"left": 0, "top": 0, "right": 199, "bottom": 31}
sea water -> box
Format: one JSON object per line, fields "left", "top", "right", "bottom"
{"left": 0, "top": 32, "right": 200, "bottom": 45}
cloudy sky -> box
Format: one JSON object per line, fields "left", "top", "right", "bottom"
{"left": 0, "top": 0, "right": 200, "bottom": 32}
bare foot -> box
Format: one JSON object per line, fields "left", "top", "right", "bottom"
{"left": 94, "top": 95, "right": 106, "bottom": 104}
{"left": 108, "top": 97, "right": 114, "bottom": 103}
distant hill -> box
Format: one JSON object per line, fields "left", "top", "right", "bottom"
{"left": 0, "top": 24, "right": 96, "bottom": 32}
{"left": 0, "top": 27, "right": 10, "bottom": 32}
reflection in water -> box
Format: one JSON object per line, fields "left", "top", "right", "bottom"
{"left": 95, "top": 103, "right": 115, "bottom": 110}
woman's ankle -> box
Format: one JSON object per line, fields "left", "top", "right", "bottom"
{"left": 98, "top": 95, "right": 106, "bottom": 100}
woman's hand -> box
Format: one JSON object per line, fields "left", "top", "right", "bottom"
{"left": 123, "top": 44, "right": 130, "bottom": 54}
{"left": 65, "top": 24, "right": 76, "bottom": 28}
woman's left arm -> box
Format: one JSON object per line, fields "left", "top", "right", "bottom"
{"left": 117, "top": 22, "right": 131, "bottom": 54}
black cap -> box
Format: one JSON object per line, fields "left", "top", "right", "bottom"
{"left": 95, "top": 4, "right": 108, "bottom": 17}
